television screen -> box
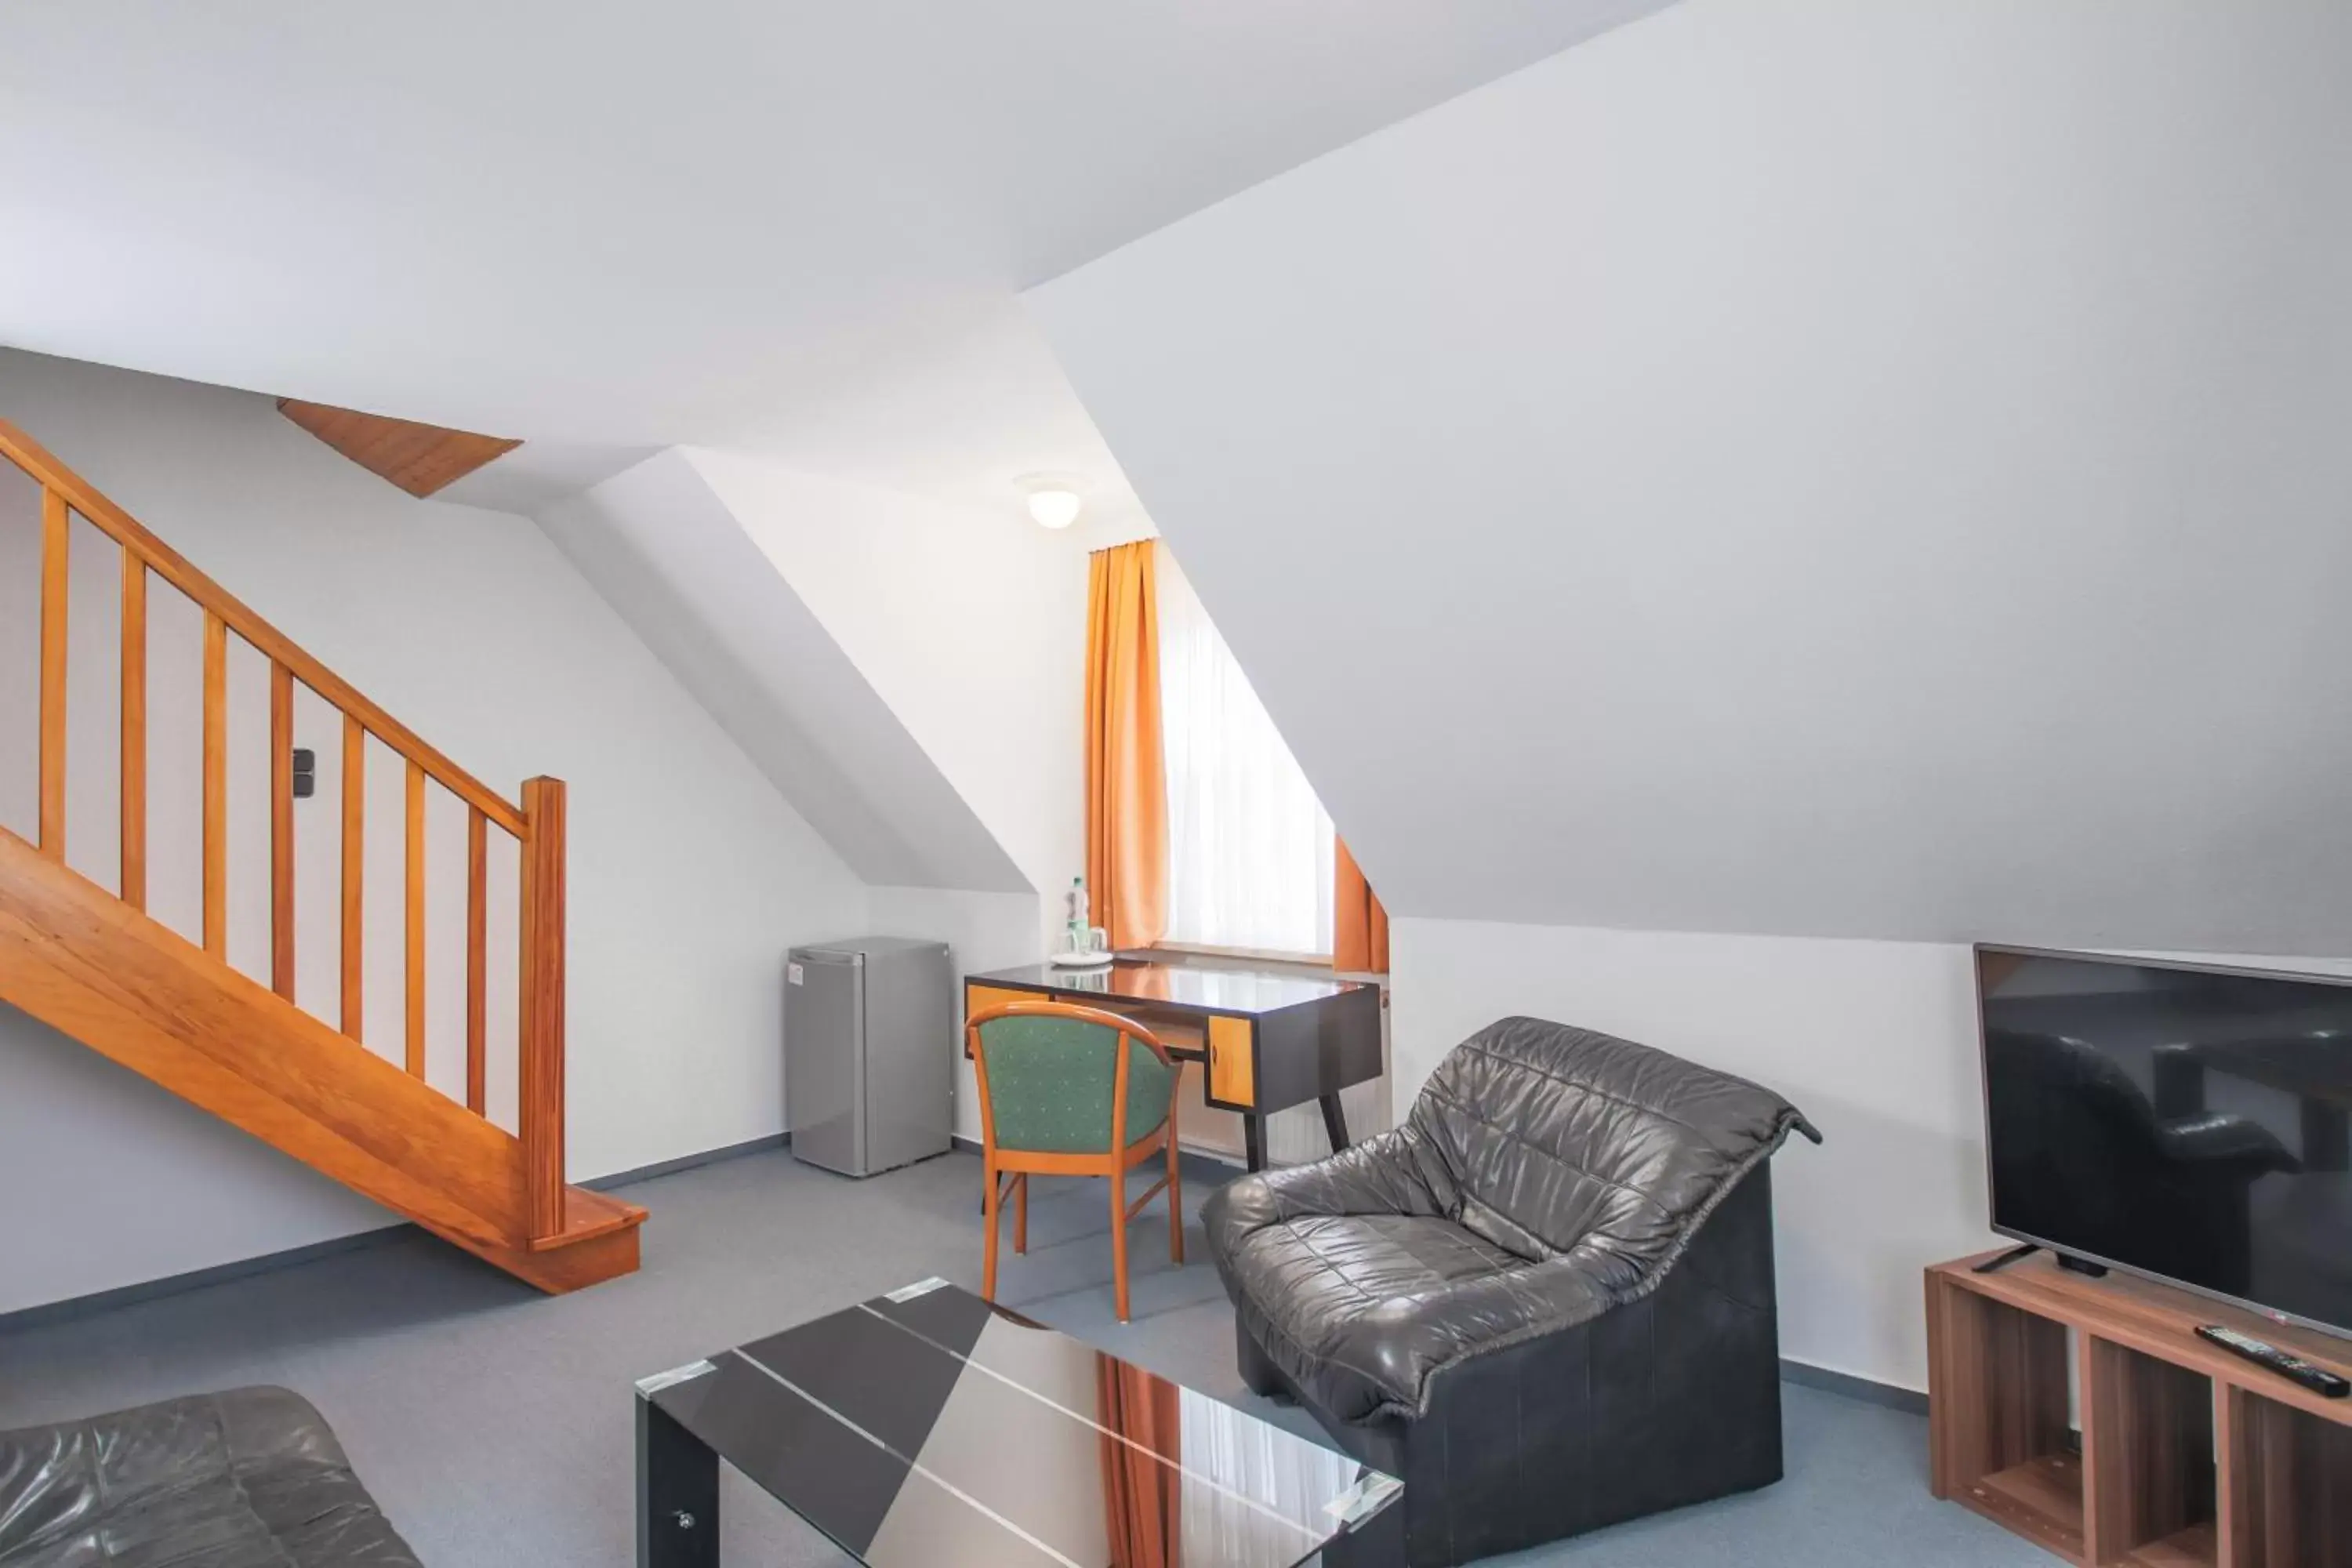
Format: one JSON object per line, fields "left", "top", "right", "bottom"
{"left": 1978, "top": 946, "right": 2352, "bottom": 1336}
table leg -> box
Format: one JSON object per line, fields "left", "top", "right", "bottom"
{"left": 1316, "top": 1496, "right": 1406, "bottom": 1567}
{"left": 1243, "top": 1114, "right": 1266, "bottom": 1173}
{"left": 1319, "top": 1092, "right": 1351, "bottom": 1154}
{"left": 637, "top": 1393, "right": 719, "bottom": 1568}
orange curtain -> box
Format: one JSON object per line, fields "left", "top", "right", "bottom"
{"left": 1096, "top": 1356, "right": 1182, "bottom": 1568}
{"left": 1334, "top": 837, "right": 1389, "bottom": 973}
{"left": 1085, "top": 540, "right": 1167, "bottom": 952}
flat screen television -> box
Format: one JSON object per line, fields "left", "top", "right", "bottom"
{"left": 1976, "top": 944, "right": 2352, "bottom": 1338}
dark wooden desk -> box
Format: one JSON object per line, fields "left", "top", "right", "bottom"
{"left": 964, "top": 960, "right": 1381, "bottom": 1171}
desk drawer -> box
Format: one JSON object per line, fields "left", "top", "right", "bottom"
{"left": 964, "top": 983, "right": 1036, "bottom": 1025}
{"left": 1206, "top": 1015, "right": 1256, "bottom": 1110}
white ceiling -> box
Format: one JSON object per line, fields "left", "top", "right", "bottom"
{"left": 1033, "top": 0, "right": 2352, "bottom": 954}
{"left": 0, "top": 0, "right": 1666, "bottom": 515}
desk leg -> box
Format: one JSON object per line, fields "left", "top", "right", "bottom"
{"left": 638, "top": 1394, "right": 719, "bottom": 1568}
{"left": 1243, "top": 1115, "right": 1266, "bottom": 1173}
{"left": 1319, "top": 1093, "right": 1352, "bottom": 1154}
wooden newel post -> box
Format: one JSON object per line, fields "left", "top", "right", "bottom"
{"left": 521, "top": 775, "right": 568, "bottom": 1244}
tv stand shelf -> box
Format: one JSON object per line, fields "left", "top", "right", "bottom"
{"left": 1927, "top": 1251, "right": 2352, "bottom": 1566}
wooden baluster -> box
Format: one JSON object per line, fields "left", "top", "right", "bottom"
{"left": 519, "top": 776, "right": 568, "bottom": 1242}
{"left": 340, "top": 713, "right": 365, "bottom": 1040}
{"left": 38, "top": 488, "right": 67, "bottom": 859}
{"left": 120, "top": 554, "right": 147, "bottom": 908}
{"left": 466, "top": 807, "right": 487, "bottom": 1115}
{"left": 405, "top": 760, "right": 426, "bottom": 1078}
{"left": 270, "top": 662, "right": 296, "bottom": 999}
{"left": 201, "top": 612, "right": 227, "bottom": 956}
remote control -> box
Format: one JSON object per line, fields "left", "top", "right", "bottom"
{"left": 2196, "top": 1325, "right": 2350, "bottom": 1399}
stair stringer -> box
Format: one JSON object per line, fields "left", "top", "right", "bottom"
{"left": 0, "top": 828, "right": 640, "bottom": 1292}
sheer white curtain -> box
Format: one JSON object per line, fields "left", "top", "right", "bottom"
{"left": 1156, "top": 553, "right": 1334, "bottom": 956}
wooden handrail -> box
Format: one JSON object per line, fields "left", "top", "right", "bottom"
{"left": 0, "top": 418, "right": 526, "bottom": 837}
{"left": 10, "top": 416, "right": 576, "bottom": 1249}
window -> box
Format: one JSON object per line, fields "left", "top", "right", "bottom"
{"left": 1156, "top": 553, "right": 1335, "bottom": 957}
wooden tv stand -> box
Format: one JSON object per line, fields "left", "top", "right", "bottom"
{"left": 1927, "top": 1250, "right": 2352, "bottom": 1566}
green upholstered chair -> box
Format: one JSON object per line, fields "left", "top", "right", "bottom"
{"left": 967, "top": 1000, "right": 1183, "bottom": 1321}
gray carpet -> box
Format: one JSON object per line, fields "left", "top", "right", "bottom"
{"left": 0, "top": 1149, "right": 2046, "bottom": 1566}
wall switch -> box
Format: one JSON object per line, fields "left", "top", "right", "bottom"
{"left": 291, "top": 747, "right": 316, "bottom": 798}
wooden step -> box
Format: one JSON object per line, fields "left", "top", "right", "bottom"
{"left": 0, "top": 826, "right": 641, "bottom": 1293}
{"left": 530, "top": 1185, "right": 648, "bottom": 1251}
{"left": 448, "top": 1186, "right": 646, "bottom": 1292}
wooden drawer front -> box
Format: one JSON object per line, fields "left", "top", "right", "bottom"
{"left": 962, "top": 984, "right": 1040, "bottom": 1054}
{"left": 1207, "top": 1015, "right": 1257, "bottom": 1109}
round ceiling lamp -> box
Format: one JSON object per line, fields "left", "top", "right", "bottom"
{"left": 1018, "top": 474, "right": 1086, "bottom": 530}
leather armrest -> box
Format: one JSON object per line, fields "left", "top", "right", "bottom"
{"left": 2158, "top": 1112, "right": 2301, "bottom": 1174}
{"left": 1205, "top": 1127, "right": 1445, "bottom": 1246}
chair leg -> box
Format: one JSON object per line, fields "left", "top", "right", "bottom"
{"left": 1109, "top": 1161, "right": 1131, "bottom": 1322}
{"left": 1014, "top": 1174, "right": 1029, "bottom": 1255}
{"left": 1166, "top": 1136, "right": 1184, "bottom": 1265}
{"left": 982, "top": 1156, "right": 1000, "bottom": 1301}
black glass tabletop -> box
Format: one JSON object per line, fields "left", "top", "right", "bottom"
{"left": 971, "top": 960, "right": 1367, "bottom": 1015}
{"left": 634, "top": 1279, "right": 1401, "bottom": 1568}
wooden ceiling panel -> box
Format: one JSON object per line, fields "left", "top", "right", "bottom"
{"left": 277, "top": 398, "right": 521, "bottom": 498}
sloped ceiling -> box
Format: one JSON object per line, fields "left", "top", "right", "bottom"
{"left": 687, "top": 449, "right": 1088, "bottom": 902}
{"left": 0, "top": 0, "right": 1669, "bottom": 524}
{"left": 1030, "top": 0, "right": 2352, "bottom": 954}
{"left": 539, "top": 452, "right": 1029, "bottom": 893}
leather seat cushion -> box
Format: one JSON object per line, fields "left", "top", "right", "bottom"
{"left": 1224, "top": 1213, "right": 1526, "bottom": 1421}
{"left": 0, "top": 1388, "right": 420, "bottom": 1567}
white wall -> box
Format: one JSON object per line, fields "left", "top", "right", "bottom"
{"left": 689, "top": 450, "right": 1092, "bottom": 946}
{"left": 0, "top": 350, "right": 869, "bottom": 1314}
{"left": 540, "top": 451, "right": 1029, "bottom": 893}
{"left": 1026, "top": 0, "right": 2352, "bottom": 1392}
{"left": 1390, "top": 918, "right": 1991, "bottom": 1392}
{"left": 1391, "top": 920, "right": 2352, "bottom": 1392}
{"left": 869, "top": 887, "right": 1046, "bottom": 1144}
{"left": 1030, "top": 0, "right": 2352, "bottom": 957}
{"left": 549, "top": 451, "right": 1106, "bottom": 1145}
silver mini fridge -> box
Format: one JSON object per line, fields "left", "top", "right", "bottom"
{"left": 785, "top": 937, "right": 953, "bottom": 1177}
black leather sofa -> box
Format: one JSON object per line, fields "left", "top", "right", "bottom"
{"left": 0, "top": 1387, "right": 420, "bottom": 1566}
{"left": 1205, "top": 1017, "right": 1820, "bottom": 1566}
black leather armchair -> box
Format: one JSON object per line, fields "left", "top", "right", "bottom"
{"left": 1987, "top": 1028, "right": 2298, "bottom": 1296}
{"left": 0, "top": 1387, "right": 419, "bottom": 1566}
{"left": 1204, "top": 1017, "right": 1820, "bottom": 1566}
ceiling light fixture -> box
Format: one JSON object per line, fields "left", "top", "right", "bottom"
{"left": 1018, "top": 474, "right": 1086, "bottom": 530}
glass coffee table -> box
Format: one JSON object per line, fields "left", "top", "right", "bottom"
{"left": 634, "top": 1279, "right": 1403, "bottom": 1567}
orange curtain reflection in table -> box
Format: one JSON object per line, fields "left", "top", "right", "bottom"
{"left": 1097, "top": 1354, "right": 1183, "bottom": 1568}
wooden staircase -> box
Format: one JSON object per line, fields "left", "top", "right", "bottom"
{"left": 0, "top": 418, "right": 643, "bottom": 1292}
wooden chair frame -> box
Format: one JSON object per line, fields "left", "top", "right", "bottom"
{"left": 967, "top": 1000, "right": 1185, "bottom": 1322}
